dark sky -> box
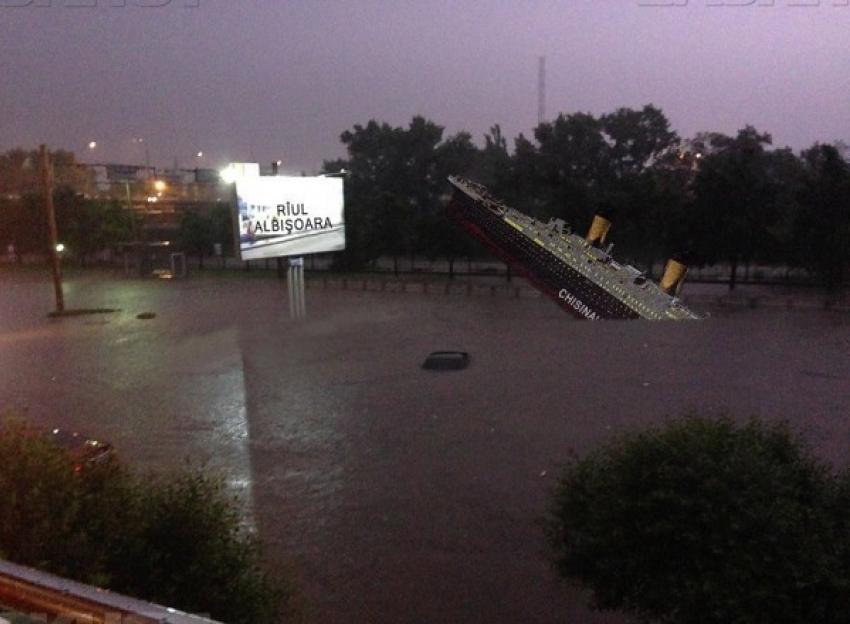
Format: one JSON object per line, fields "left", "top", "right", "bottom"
{"left": 2, "top": 0, "right": 848, "bottom": 174}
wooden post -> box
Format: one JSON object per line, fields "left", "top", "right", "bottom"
{"left": 40, "top": 144, "right": 65, "bottom": 313}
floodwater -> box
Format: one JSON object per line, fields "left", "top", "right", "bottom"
{"left": 1, "top": 269, "right": 848, "bottom": 623}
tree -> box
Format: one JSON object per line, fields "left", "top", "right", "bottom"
{"left": 509, "top": 133, "right": 548, "bottom": 216}
{"left": 794, "top": 144, "right": 850, "bottom": 291}
{"left": 5, "top": 192, "right": 49, "bottom": 258}
{"left": 423, "top": 129, "right": 478, "bottom": 265}
{"left": 364, "top": 190, "right": 413, "bottom": 274}
{"left": 642, "top": 146, "right": 703, "bottom": 274}
{"left": 531, "top": 111, "right": 609, "bottom": 224}
{"left": 334, "top": 117, "right": 445, "bottom": 204}
{"left": 54, "top": 188, "right": 133, "bottom": 266}
{"left": 0, "top": 181, "right": 131, "bottom": 265}
{"left": 0, "top": 197, "right": 24, "bottom": 262}
{"left": 688, "top": 126, "right": 791, "bottom": 289}
{"left": 207, "top": 202, "right": 235, "bottom": 267}
{"left": 548, "top": 413, "right": 850, "bottom": 623}
{"left": 600, "top": 104, "right": 679, "bottom": 179}
{"left": 325, "top": 116, "right": 479, "bottom": 269}
{"left": 598, "top": 106, "right": 682, "bottom": 270}
{"left": 513, "top": 105, "right": 681, "bottom": 256}
{"left": 474, "top": 125, "right": 514, "bottom": 197}
{"left": 179, "top": 210, "right": 215, "bottom": 269}
{"left": 210, "top": 202, "right": 234, "bottom": 255}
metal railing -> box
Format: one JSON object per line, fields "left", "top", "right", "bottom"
{"left": 0, "top": 560, "right": 222, "bottom": 624}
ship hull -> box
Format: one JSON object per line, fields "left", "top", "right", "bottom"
{"left": 448, "top": 188, "right": 639, "bottom": 320}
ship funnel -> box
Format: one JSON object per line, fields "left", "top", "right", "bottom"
{"left": 660, "top": 253, "right": 691, "bottom": 296}
{"left": 586, "top": 203, "right": 615, "bottom": 247}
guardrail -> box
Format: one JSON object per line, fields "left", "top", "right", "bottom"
{"left": 0, "top": 560, "right": 222, "bottom": 624}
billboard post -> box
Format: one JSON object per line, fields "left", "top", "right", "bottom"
{"left": 287, "top": 257, "right": 306, "bottom": 319}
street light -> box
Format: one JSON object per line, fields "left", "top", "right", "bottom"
{"left": 85, "top": 141, "right": 98, "bottom": 165}
{"left": 148, "top": 179, "right": 167, "bottom": 203}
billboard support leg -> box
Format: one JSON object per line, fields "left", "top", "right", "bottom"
{"left": 288, "top": 257, "right": 306, "bottom": 319}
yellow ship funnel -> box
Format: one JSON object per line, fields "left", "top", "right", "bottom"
{"left": 586, "top": 204, "right": 615, "bottom": 247}
{"left": 660, "top": 257, "right": 690, "bottom": 296}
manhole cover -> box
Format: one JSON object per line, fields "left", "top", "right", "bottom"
{"left": 422, "top": 351, "right": 470, "bottom": 371}
{"left": 136, "top": 312, "right": 156, "bottom": 320}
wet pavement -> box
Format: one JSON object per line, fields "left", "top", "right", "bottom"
{"left": 1, "top": 269, "right": 849, "bottom": 623}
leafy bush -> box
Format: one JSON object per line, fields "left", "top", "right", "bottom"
{"left": 111, "top": 468, "right": 286, "bottom": 623}
{"left": 0, "top": 418, "right": 290, "bottom": 623}
{"left": 548, "top": 413, "right": 850, "bottom": 623}
{"left": 0, "top": 419, "right": 134, "bottom": 583}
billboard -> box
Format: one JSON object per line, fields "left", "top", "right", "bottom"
{"left": 158, "top": 168, "right": 185, "bottom": 185}
{"left": 106, "top": 164, "right": 141, "bottom": 182}
{"left": 234, "top": 176, "right": 345, "bottom": 260}
{"left": 194, "top": 168, "right": 221, "bottom": 184}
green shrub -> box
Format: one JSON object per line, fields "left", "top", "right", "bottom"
{"left": 0, "top": 418, "right": 290, "bottom": 623}
{"left": 0, "top": 419, "right": 134, "bottom": 583}
{"left": 112, "top": 468, "right": 287, "bottom": 624}
{"left": 548, "top": 413, "right": 850, "bottom": 623}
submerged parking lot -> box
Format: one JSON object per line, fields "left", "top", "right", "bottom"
{"left": 1, "top": 270, "right": 848, "bottom": 623}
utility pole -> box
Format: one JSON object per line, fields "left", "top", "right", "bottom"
{"left": 40, "top": 144, "right": 65, "bottom": 313}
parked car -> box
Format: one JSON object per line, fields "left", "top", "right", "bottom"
{"left": 44, "top": 428, "right": 114, "bottom": 472}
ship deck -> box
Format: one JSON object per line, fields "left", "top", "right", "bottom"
{"left": 447, "top": 176, "right": 700, "bottom": 321}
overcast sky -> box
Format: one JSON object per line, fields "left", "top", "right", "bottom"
{"left": 1, "top": 0, "right": 848, "bottom": 174}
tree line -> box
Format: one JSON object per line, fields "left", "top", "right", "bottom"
{"left": 324, "top": 106, "right": 849, "bottom": 290}
{"left": 1, "top": 105, "right": 848, "bottom": 289}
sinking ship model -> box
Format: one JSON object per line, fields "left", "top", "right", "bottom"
{"left": 447, "top": 176, "right": 700, "bottom": 320}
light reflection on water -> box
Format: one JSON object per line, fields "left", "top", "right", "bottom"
{"left": 0, "top": 279, "right": 257, "bottom": 521}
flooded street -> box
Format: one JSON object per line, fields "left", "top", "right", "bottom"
{"left": 1, "top": 270, "right": 848, "bottom": 623}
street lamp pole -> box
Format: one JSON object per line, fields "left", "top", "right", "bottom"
{"left": 40, "top": 144, "right": 65, "bottom": 313}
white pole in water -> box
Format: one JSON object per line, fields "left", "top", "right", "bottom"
{"left": 288, "top": 256, "right": 306, "bottom": 318}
